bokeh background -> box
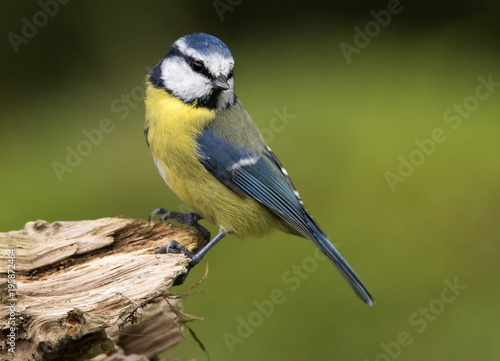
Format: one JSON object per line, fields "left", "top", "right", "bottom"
{"left": 2, "top": 1, "right": 500, "bottom": 360}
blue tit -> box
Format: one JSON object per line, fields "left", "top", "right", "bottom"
{"left": 144, "top": 33, "right": 373, "bottom": 305}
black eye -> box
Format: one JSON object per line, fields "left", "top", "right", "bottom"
{"left": 190, "top": 59, "right": 204, "bottom": 73}
{"left": 227, "top": 69, "right": 234, "bottom": 79}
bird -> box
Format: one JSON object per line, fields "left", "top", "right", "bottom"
{"left": 144, "top": 33, "right": 373, "bottom": 305}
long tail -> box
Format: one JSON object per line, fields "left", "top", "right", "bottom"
{"left": 307, "top": 222, "right": 373, "bottom": 306}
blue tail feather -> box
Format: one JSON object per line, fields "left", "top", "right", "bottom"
{"left": 308, "top": 221, "right": 373, "bottom": 306}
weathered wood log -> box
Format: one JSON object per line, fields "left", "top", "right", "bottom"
{"left": 0, "top": 217, "right": 206, "bottom": 361}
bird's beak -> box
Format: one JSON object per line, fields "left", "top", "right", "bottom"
{"left": 212, "top": 74, "right": 230, "bottom": 90}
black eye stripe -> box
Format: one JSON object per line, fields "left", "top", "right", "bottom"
{"left": 189, "top": 58, "right": 212, "bottom": 79}
{"left": 165, "top": 45, "right": 233, "bottom": 81}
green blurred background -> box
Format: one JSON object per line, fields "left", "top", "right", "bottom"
{"left": 2, "top": 1, "right": 500, "bottom": 360}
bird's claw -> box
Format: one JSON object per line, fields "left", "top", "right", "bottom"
{"left": 155, "top": 240, "right": 192, "bottom": 258}
{"left": 155, "top": 240, "right": 193, "bottom": 286}
{"left": 148, "top": 208, "right": 211, "bottom": 241}
{"left": 149, "top": 207, "right": 168, "bottom": 222}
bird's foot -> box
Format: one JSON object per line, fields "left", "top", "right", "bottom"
{"left": 155, "top": 230, "right": 228, "bottom": 286}
{"left": 156, "top": 240, "right": 192, "bottom": 258}
{"left": 156, "top": 240, "right": 193, "bottom": 286}
{"left": 149, "top": 208, "right": 211, "bottom": 241}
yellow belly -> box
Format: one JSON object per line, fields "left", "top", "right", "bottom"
{"left": 145, "top": 84, "right": 283, "bottom": 236}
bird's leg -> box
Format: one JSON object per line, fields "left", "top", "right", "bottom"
{"left": 149, "top": 207, "right": 211, "bottom": 241}
{"left": 188, "top": 230, "right": 227, "bottom": 267}
{"left": 155, "top": 231, "right": 228, "bottom": 286}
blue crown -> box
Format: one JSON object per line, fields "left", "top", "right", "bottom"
{"left": 181, "top": 33, "right": 232, "bottom": 58}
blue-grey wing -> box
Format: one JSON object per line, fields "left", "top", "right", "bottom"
{"left": 196, "top": 128, "right": 313, "bottom": 237}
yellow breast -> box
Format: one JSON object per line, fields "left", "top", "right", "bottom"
{"left": 145, "top": 83, "right": 212, "bottom": 197}
{"left": 144, "top": 83, "right": 284, "bottom": 236}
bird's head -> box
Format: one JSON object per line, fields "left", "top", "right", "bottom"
{"left": 149, "top": 33, "right": 236, "bottom": 110}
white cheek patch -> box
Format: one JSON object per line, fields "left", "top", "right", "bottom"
{"left": 161, "top": 57, "right": 212, "bottom": 101}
